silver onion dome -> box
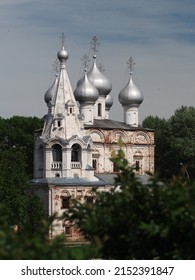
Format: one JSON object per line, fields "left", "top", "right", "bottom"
{"left": 44, "top": 75, "right": 58, "bottom": 103}
{"left": 118, "top": 73, "right": 143, "bottom": 106}
{"left": 87, "top": 55, "right": 112, "bottom": 96}
{"left": 57, "top": 45, "right": 69, "bottom": 62}
{"left": 105, "top": 93, "right": 113, "bottom": 109}
{"left": 74, "top": 70, "right": 99, "bottom": 104}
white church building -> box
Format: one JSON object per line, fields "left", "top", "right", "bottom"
{"left": 32, "top": 36, "right": 154, "bottom": 240}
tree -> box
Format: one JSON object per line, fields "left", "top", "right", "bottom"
{"left": 64, "top": 148, "right": 195, "bottom": 259}
{"left": 142, "top": 106, "right": 195, "bottom": 180}
{"left": 0, "top": 209, "right": 96, "bottom": 259}
{"left": 0, "top": 147, "right": 45, "bottom": 231}
{"left": 0, "top": 116, "right": 43, "bottom": 177}
{"left": 142, "top": 115, "right": 170, "bottom": 177}
{"left": 0, "top": 116, "right": 44, "bottom": 231}
{"left": 168, "top": 106, "right": 195, "bottom": 179}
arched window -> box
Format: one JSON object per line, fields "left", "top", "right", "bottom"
{"left": 52, "top": 144, "right": 62, "bottom": 161}
{"left": 86, "top": 196, "right": 94, "bottom": 205}
{"left": 71, "top": 144, "right": 81, "bottom": 162}
{"left": 98, "top": 103, "right": 102, "bottom": 116}
{"left": 85, "top": 191, "right": 95, "bottom": 205}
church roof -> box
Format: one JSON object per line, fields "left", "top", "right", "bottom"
{"left": 84, "top": 119, "right": 153, "bottom": 131}
{"left": 32, "top": 173, "right": 151, "bottom": 187}
{"left": 32, "top": 177, "right": 109, "bottom": 186}
{"left": 96, "top": 173, "right": 151, "bottom": 185}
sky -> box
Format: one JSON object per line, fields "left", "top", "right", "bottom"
{"left": 0, "top": 0, "right": 195, "bottom": 123}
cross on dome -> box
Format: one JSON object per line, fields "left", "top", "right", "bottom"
{"left": 57, "top": 33, "right": 69, "bottom": 62}
{"left": 61, "top": 32, "right": 65, "bottom": 46}
{"left": 81, "top": 54, "right": 90, "bottom": 71}
{"left": 90, "top": 36, "right": 100, "bottom": 57}
{"left": 127, "top": 56, "right": 135, "bottom": 73}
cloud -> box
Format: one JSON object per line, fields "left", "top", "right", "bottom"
{"left": 2, "top": 0, "right": 195, "bottom": 46}
{"left": 0, "top": 0, "right": 195, "bottom": 122}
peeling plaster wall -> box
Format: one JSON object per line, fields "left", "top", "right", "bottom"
{"left": 87, "top": 129, "right": 154, "bottom": 174}
{"left": 34, "top": 184, "right": 111, "bottom": 240}
{"left": 33, "top": 127, "right": 154, "bottom": 241}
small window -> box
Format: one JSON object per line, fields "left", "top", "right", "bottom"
{"left": 61, "top": 197, "right": 70, "bottom": 209}
{"left": 98, "top": 103, "right": 102, "bottom": 116}
{"left": 70, "top": 107, "right": 72, "bottom": 114}
{"left": 65, "top": 226, "right": 71, "bottom": 235}
{"left": 135, "top": 161, "right": 140, "bottom": 171}
{"left": 57, "top": 120, "right": 61, "bottom": 127}
{"left": 92, "top": 159, "right": 97, "bottom": 170}
{"left": 113, "top": 162, "right": 119, "bottom": 172}
{"left": 55, "top": 173, "right": 60, "bottom": 177}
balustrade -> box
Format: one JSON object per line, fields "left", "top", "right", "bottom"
{"left": 71, "top": 162, "right": 81, "bottom": 169}
{"left": 51, "top": 162, "right": 62, "bottom": 169}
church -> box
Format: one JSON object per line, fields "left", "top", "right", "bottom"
{"left": 32, "top": 36, "right": 154, "bottom": 240}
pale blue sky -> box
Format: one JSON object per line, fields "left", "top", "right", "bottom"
{"left": 0, "top": 0, "right": 195, "bottom": 123}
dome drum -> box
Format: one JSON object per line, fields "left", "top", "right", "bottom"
{"left": 105, "top": 94, "right": 113, "bottom": 109}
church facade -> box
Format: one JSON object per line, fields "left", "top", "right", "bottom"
{"left": 32, "top": 36, "right": 154, "bottom": 240}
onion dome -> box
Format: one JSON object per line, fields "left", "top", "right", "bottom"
{"left": 105, "top": 93, "right": 113, "bottom": 109}
{"left": 87, "top": 55, "right": 112, "bottom": 96}
{"left": 74, "top": 70, "right": 99, "bottom": 104}
{"left": 44, "top": 75, "right": 58, "bottom": 104}
{"left": 118, "top": 73, "right": 143, "bottom": 106}
{"left": 57, "top": 45, "right": 69, "bottom": 62}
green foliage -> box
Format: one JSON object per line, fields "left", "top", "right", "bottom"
{"left": 64, "top": 148, "right": 195, "bottom": 259}
{"left": 0, "top": 116, "right": 43, "bottom": 176}
{"left": 0, "top": 116, "right": 45, "bottom": 232}
{"left": 0, "top": 109, "right": 195, "bottom": 259}
{"left": 0, "top": 146, "right": 45, "bottom": 231}
{"left": 0, "top": 115, "right": 97, "bottom": 259}
{"left": 168, "top": 106, "right": 195, "bottom": 177}
{"left": 0, "top": 210, "right": 96, "bottom": 259}
{"left": 142, "top": 106, "right": 195, "bottom": 180}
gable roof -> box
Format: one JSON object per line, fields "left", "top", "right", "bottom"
{"left": 84, "top": 119, "right": 153, "bottom": 131}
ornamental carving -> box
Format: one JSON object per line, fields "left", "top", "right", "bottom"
{"left": 89, "top": 130, "right": 104, "bottom": 142}
{"left": 109, "top": 130, "right": 128, "bottom": 143}
{"left": 135, "top": 134, "right": 148, "bottom": 144}
{"left": 61, "top": 190, "right": 71, "bottom": 197}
